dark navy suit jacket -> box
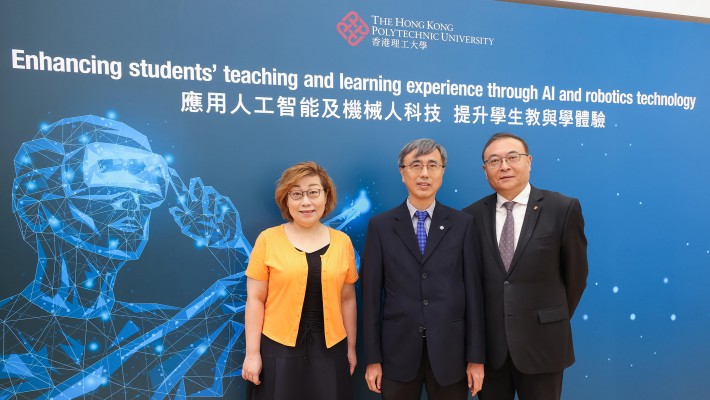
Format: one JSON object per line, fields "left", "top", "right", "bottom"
{"left": 361, "top": 201, "right": 485, "bottom": 386}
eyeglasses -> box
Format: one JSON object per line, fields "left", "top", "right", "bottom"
{"left": 400, "top": 162, "right": 446, "bottom": 174}
{"left": 483, "top": 152, "right": 529, "bottom": 169}
{"left": 288, "top": 189, "right": 324, "bottom": 200}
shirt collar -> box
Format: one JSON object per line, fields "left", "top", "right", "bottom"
{"left": 406, "top": 199, "right": 436, "bottom": 219}
{"left": 496, "top": 183, "right": 531, "bottom": 208}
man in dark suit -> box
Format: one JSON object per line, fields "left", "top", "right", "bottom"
{"left": 362, "top": 138, "right": 486, "bottom": 400}
{"left": 462, "top": 132, "right": 588, "bottom": 400}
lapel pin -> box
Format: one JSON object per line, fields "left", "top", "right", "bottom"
{"left": 533, "top": 205, "right": 539, "bottom": 211}
{"left": 440, "top": 226, "right": 445, "bottom": 230}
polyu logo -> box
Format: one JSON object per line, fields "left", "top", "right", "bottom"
{"left": 337, "top": 11, "right": 369, "bottom": 46}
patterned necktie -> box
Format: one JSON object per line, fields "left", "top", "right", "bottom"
{"left": 499, "top": 201, "right": 516, "bottom": 271}
{"left": 415, "top": 210, "right": 429, "bottom": 255}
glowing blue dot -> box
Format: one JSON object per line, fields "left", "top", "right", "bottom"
{"left": 580, "top": 143, "right": 584, "bottom": 146}
{"left": 582, "top": 314, "right": 589, "bottom": 321}
{"left": 178, "top": 195, "right": 186, "bottom": 204}
{"left": 616, "top": 193, "right": 620, "bottom": 196}
{"left": 26, "top": 181, "right": 37, "bottom": 191}
{"left": 663, "top": 277, "right": 669, "bottom": 284}
{"left": 221, "top": 205, "right": 229, "bottom": 212}
{"left": 604, "top": 153, "right": 608, "bottom": 156}
{"left": 638, "top": 201, "right": 643, "bottom": 205}
{"left": 454, "top": 189, "right": 458, "bottom": 193}
{"left": 155, "top": 344, "right": 164, "bottom": 353}
{"left": 195, "top": 239, "right": 205, "bottom": 248}
{"left": 48, "top": 217, "right": 60, "bottom": 227}
{"left": 21, "top": 155, "right": 31, "bottom": 164}
{"left": 197, "top": 345, "right": 207, "bottom": 354}
{"left": 612, "top": 286, "right": 619, "bottom": 294}
{"left": 164, "top": 154, "right": 175, "bottom": 164}
{"left": 100, "top": 312, "right": 110, "bottom": 321}
{"left": 85, "top": 279, "right": 94, "bottom": 289}
{"left": 106, "top": 110, "right": 118, "bottom": 120}
{"left": 109, "top": 239, "right": 119, "bottom": 249}
{"left": 594, "top": 282, "right": 599, "bottom": 286}
{"left": 80, "top": 135, "right": 90, "bottom": 144}
{"left": 88, "top": 342, "right": 99, "bottom": 351}
{"left": 629, "top": 313, "right": 636, "bottom": 321}
{"left": 353, "top": 189, "right": 371, "bottom": 214}
{"left": 556, "top": 158, "right": 560, "bottom": 162}
{"left": 686, "top": 242, "right": 690, "bottom": 246}
{"left": 630, "top": 364, "right": 633, "bottom": 367}
{"left": 670, "top": 314, "right": 676, "bottom": 321}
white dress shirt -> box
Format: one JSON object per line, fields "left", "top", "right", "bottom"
{"left": 495, "top": 183, "right": 531, "bottom": 249}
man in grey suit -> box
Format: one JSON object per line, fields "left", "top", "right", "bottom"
{"left": 362, "top": 138, "right": 485, "bottom": 399}
{"left": 462, "top": 132, "right": 588, "bottom": 400}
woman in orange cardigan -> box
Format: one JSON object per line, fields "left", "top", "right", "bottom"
{"left": 242, "top": 161, "right": 358, "bottom": 400}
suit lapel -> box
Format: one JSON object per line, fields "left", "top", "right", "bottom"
{"left": 421, "top": 204, "right": 451, "bottom": 264}
{"left": 392, "top": 202, "right": 423, "bottom": 262}
{"left": 482, "top": 194, "right": 508, "bottom": 274}
{"left": 509, "top": 186, "right": 543, "bottom": 273}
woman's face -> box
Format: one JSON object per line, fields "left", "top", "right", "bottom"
{"left": 287, "top": 175, "right": 327, "bottom": 228}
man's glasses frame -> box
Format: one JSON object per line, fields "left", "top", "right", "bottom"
{"left": 399, "top": 162, "right": 446, "bottom": 174}
{"left": 483, "top": 152, "right": 530, "bottom": 169}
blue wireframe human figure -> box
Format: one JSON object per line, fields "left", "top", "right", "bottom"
{"left": 0, "top": 115, "right": 369, "bottom": 399}
{"left": 0, "top": 115, "right": 251, "bottom": 399}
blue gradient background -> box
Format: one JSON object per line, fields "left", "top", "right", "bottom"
{"left": 1, "top": 0, "right": 708, "bottom": 398}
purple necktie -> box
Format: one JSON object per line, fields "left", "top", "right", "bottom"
{"left": 499, "top": 202, "right": 516, "bottom": 271}
{"left": 415, "top": 210, "right": 429, "bottom": 255}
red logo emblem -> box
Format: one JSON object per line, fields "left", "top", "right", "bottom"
{"left": 337, "top": 11, "right": 369, "bottom": 46}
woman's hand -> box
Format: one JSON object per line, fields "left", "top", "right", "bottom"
{"left": 347, "top": 346, "right": 357, "bottom": 375}
{"left": 241, "top": 353, "right": 263, "bottom": 385}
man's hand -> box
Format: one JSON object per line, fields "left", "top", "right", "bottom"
{"left": 365, "top": 363, "right": 383, "bottom": 393}
{"left": 467, "top": 362, "right": 484, "bottom": 397}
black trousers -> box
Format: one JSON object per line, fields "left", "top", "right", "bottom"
{"left": 381, "top": 340, "right": 469, "bottom": 400}
{"left": 477, "top": 353, "right": 563, "bottom": 400}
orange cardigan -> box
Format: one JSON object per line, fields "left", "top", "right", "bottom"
{"left": 245, "top": 225, "right": 358, "bottom": 348}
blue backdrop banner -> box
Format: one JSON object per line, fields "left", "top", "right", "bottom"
{"left": 1, "top": 1, "right": 708, "bottom": 399}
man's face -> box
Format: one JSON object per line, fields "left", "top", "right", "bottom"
{"left": 47, "top": 142, "right": 170, "bottom": 260}
{"left": 400, "top": 149, "right": 445, "bottom": 208}
{"left": 482, "top": 137, "right": 532, "bottom": 200}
